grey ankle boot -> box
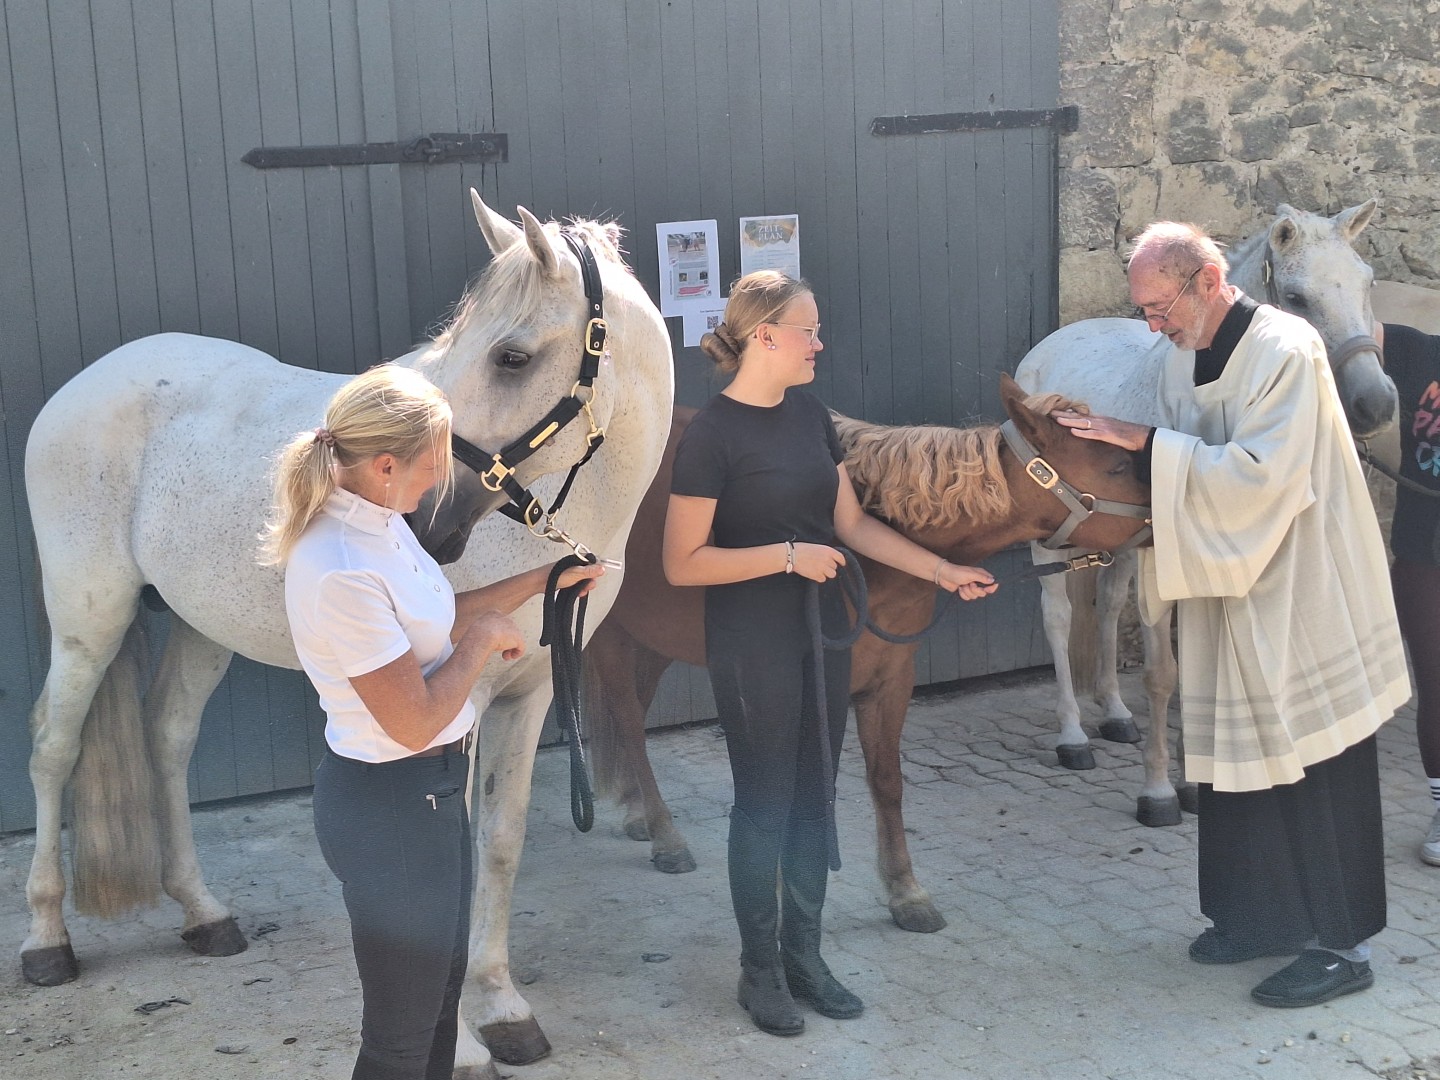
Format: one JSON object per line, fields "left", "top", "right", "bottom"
{"left": 779, "top": 815, "right": 864, "bottom": 1019}
{"left": 729, "top": 807, "right": 804, "bottom": 1036}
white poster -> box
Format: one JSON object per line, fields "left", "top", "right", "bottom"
{"left": 682, "top": 305, "right": 728, "bottom": 348}
{"left": 738, "top": 214, "right": 800, "bottom": 279}
{"left": 655, "top": 219, "right": 720, "bottom": 316}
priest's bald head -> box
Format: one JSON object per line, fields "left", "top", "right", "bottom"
{"left": 1127, "top": 222, "right": 1237, "bottom": 352}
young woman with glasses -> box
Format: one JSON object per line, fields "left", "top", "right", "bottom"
{"left": 662, "top": 270, "right": 997, "bottom": 1036}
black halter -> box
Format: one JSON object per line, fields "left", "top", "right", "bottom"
{"left": 448, "top": 231, "right": 609, "bottom": 546}
{"left": 1000, "top": 419, "right": 1153, "bottom": 557}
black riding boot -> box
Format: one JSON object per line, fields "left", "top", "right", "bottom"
{"left": 729, "top": 807, "right": 804, "bottom": 1036}
{"left": 779, "top": 815, "right": 864, "bottom": 1019}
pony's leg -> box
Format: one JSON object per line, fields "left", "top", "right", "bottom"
{"left": 22, "top": 631, "right": 129, "bottom": 985}
{"left": 1135, "top": 602, "right": 1183, "bottom": 827}
{"left": 1037, "top": 563, "right": 1094, "bottom": 770}
{"left": 1092, "top": 553, "right": 1140, "bottom": 744}
{"left": 585, "top": 623, "right": 694, "bottom": 872}
{"left": 854, "top": 666, "right": 944, "bottom": 933}
{"left": 458, "top": 689, "right": 554, "bottom": 1069}
{"left": 622, "top": 643, "right": 695, "bottom": 874}
{"left": 144, "top": 618, "right": 247, "bottom": 954}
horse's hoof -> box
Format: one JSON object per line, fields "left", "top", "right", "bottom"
{"left": 651, "top": 848, "right": 697, "bottom": 874}
{"left": 1056, "top": 743, "right": 1096, "bottom": 770}
{"left": 21, "top": 944, "right": 79, "bottom": 986}
{"left": 181, "top": 916, "right": 248, "bottom": 957}
{"left": 890, "top": 900, "right": 947, "bottom": 934}
{"left": 1098, "top": 718, "right": 1142, "bottom": 744}
{"left": 1177, "top": 783, "right": 1200, "bottom": 815}
{"left": 480, "top": 1017, "right": 552, "bottom": 1065}
{"left": 623, "top": 819, "right": 651, "bottom": 842}
{"left": 452, "top": 1062, "right": 502, "bottom": 1080}
{"left": 1135, "top": 796, "right": 1183, "bottom": 828}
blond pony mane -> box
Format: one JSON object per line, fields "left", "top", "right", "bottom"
{"left": 832, "top": 392, "right": 1090, "bottom": 531}
{"left": 423, "top": 215, "right": 627, "bottom": 362}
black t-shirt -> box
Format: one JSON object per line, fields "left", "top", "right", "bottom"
{"left": 670, "top": 388, "right": 845, "bottom": 636}
{"left": 1382, "top": 323, "right": 1440, "bottom": 566}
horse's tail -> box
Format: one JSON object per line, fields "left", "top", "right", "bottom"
{"left": 1066, "top": 566, "right": 1100, "bottom": 699}
{"left": 70, "top": 613, "right": 163, "bottom": 918}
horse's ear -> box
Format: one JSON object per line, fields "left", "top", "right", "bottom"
{"left": 517, "top": 206, "right": 562, "bottom": 280}
{"left": 1335, "top": 198, "right": 1378, "bottom": 243}
{"left": 471, "top": 189, "right": 523, "bottom": 255}
{"left": 999, "top": 374, "right": 1050, "bottom": 445}
{"left": 1269, "top": 207, "right": 1300, "bottom": 254}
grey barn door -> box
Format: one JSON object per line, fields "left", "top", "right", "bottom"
{"left": 465, "top": 1, "right": 1067, "bottom": 725}
{"left": 0, "top": 0, "right": 504, "bottom": 831}
{"left": 0, "top": 0, "right": 1062, "bottom": 831}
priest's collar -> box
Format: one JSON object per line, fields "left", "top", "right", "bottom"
{"left": 1194, "top": 292, "right": 1260, "bottom": 387}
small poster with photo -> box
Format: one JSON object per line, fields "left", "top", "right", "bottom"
{"left": 655, "top": 219, "right": 720, "bottom": 316}
{"left": 738, "top": 214, "right": 800, "bottom": 279}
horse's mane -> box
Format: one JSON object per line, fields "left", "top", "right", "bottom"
{"left": 422, "top": 215, "right": 627, "bottom": 363}
{"left": 833, "top": 392, "right": 1089, "bottom": 531}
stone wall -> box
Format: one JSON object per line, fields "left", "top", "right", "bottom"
{"left": 1057, "top": 0, "right": 1440, "bottom": 323}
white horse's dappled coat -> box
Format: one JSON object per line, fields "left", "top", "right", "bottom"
{"left": 1014, "top": 201, "right": 1397, "bottom": 825}
{"left": 22, "top": 193, "right": 673, "bottom": 1078}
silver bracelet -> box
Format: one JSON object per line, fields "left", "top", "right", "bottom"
{"left": 932, "top": 557, "right": 946, "bottom": 585}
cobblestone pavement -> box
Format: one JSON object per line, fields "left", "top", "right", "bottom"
{"left": 3, "top": 669, "right": 1440, "bottom": 1080}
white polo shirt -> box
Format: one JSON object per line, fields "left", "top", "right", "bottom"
{"left": 285, "top": 487, "right": 476, "bottom": 762}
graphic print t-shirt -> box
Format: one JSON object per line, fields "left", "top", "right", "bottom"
{"left": 1383, "top": 323, "right": 1440, "bottom": 566}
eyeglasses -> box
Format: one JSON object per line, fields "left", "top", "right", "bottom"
{"left": 1133, "top": 265, "right": 1205, "bottom": 326}
{"left": 770, "top": 322, "right": 822, "bottom": 346}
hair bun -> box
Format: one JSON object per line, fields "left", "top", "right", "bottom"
{"left": 699, "top": 322, "right": 743, "bottom": 373}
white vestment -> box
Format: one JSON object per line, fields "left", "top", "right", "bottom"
{"left": 1139, "top": 304, "right": 1410, "bottom": 791}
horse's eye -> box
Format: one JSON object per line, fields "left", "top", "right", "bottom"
{"left": 1285, "top": 293, "right": 1309, "bottom": 311}
{"left": 495, "top": 349, "right": 530, "bottom": 370}
{"left": 1107, "top": 462, "right": 1131, "bottom": 477}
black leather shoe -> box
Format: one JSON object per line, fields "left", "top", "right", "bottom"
{"left": 1250, "top": 950, "right": 1374, "bottom": 1008}
{"left": 1188, "top": 927, "right": 1307, "bottom": 965}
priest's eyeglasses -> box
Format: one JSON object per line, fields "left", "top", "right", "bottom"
{"left": 1133, "top": 265, "right": 1204, "bottom": 326}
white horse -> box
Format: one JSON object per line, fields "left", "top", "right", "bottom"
{"left": 1014, "top": 200, "right": 1396, "bottom": 826}
{"left": 22, "top": 193, "right": 673, "bottom": 1080}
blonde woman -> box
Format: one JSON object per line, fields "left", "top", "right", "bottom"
{"left": 261, "top": 364, "right": 600, "bottom": 1080}
{"left": 663, "top": 272, "right": 996, "bottom": 1036}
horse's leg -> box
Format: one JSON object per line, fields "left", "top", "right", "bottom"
{"left": 585, "top": 623, "right": 694, "bottom": 872}
{"left": 1093, "top": 553, "right": 1141, "bottom": 744}
{"left": 22, "top": 632, "right": 129, "bottom": 985}
{"left": 623, "top": 643, "right": 695, "bottom": 873}
{"left": 1038, "top": 565, "right": 1094, "bottom": 770}
{"left": 1135, "top": 602, "right": 1184, "bottom": 826}
{"left": 854, "top": 656, "right": 944, "bottom": 933}
{"left": 458, "top": 689, "right": 554, "bottom": 1069}
{"left": 144, "top": 618, "right": 247, "bottom": 954}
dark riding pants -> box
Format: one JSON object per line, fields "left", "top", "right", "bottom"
{"left": 313, "top": 748, "right": 473, "bottom": 1080}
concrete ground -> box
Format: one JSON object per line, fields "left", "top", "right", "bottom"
{"left": 3, "top": 668, "right": 1440, "bottom": 1080}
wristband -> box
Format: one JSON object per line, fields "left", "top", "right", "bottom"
{"left": 784, "top": 539, "right": 796, "bottom": 574}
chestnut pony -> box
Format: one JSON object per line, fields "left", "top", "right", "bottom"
{"left": 585, "top": 374, "right": 1150, "bottom": 934}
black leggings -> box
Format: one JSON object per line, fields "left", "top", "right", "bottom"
{"left": 313, "top": 748, "right": 472, "bottom": 1080}
{"left": 707, "top": 625, "right": 852, "bottom": 835}
{"left": 1392, "top": 556, "right": 1440, "bottom": 777}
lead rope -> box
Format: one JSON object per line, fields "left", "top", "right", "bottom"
{"left": 540, "top": 553, "right": 598, "bottom": 831}
{"left": 802, "top": 545, "right": 1124, "bottom": 868}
